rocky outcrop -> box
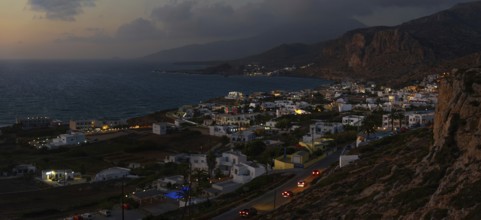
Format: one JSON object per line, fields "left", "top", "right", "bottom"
{"left": 412, "top": 67, "right": 481, "bottom": 219}
{"left": 262, "top": 68, "right": 481, "bottom": 219}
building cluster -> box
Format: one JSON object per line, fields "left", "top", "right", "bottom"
{"left": 163, "top": 149, "right": 267, "bottom": 196}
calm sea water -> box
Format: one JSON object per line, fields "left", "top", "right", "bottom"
{"left": 0, "top": 60, "right": 327, "bottom": 126}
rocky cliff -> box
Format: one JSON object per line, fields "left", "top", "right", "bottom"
{"left": 261, "top": 68, "right": 481, "bottom": 219}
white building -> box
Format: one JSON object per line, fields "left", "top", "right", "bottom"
{"left": 93, "top": 167, "right": 130, "bottom": 182}
{"left": 225, "top": 91, "right": 244, "bottom": 100}
{"left": 209, "top": 125, "right": 238, "bottom": 137}
{"left": 41, "top": 169, "right": 75, "bottom": 181}
{"left": 382, "top": 113, "right": 409, "bottom": 130}
{"left": 342, "top": 115, "right": 365, "bottom": 126}
{"left": 12, "top": 164, "right": 36, "bottom": 176}
{"left": 164, "top": 153, "right": 189, "bottom": 164}
{"left": 16, "top": 116, "right": 52, "bottom": 129}
{"left": 338, "top": 103, "right": 353, "bottom": 112}
{"left": 339, "top": 155, "right": 359, "bottom": 168}
{"left": 214, "top": 114, "right": 257, "bottom": 127}
{"left": 190, "top": 154, "right": 208, "bottom": 171}
{"left": 155, "top": 175, "right": 185, "bottom": 191}
{"left": 47, "top": 132, "right": 86, "bottom": 149}
{"left": 265, "top": 120, "right": 277, "bottom": 129}
{"left": 152, "top": 122, "right": 167, "bottom": 135}
{"left": 231, "top": 162, "right": 266, "bottom": 184}
{"left": 303, "top": 121, "right": 344, "bottom": 142}
{"left": 215, "top": 150, "right": 247, "bottom": 175}
{"left": 69, "top": 119, "right": 100, "bottom": 131}
{"left": 407, "top": 111, "right": 435, "bottom": 128}
{"left": 230, "top": 131, "right": 256, "bottom": 143}
{"left": 70, "top": 119, "right": 126, "bottom": 131}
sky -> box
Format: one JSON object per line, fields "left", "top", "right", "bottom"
{"left": 0, "top": 0, "right": 476, "bottom": 59}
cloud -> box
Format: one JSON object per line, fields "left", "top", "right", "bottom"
{"left": 148, "top": 0, "right": 474, "bottom": 38}
{"left": 56, "top": 18, "right": 164, "bottom": 43}
{"left": 28, "top": 0, "right": 96, "bottom": 21}
{"left": 116, "top": 18, "right": 165, "bottom": 41}
{"left": 54, "top": 0, "right": 474, "bottom": 46}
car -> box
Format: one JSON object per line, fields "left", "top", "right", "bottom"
{"left": 81, "top": 213, "right": 93, "bottom": 220}
{"left": 122, "top": 203, "right": 131, "bottom": 210}
{"left": 281, "top": 191, "right": 293, "bottom": 198}
{"left": 99, "top": 209, "right": 111, "bottom": 217}
{"left": 312, "top": 169, "right": 321, "bottom": 175}
{"left": 239, "top": 207, "right": 257, "bottom": 217}
{"left": 297, "top": 180, "right": 306, "bottom": 187}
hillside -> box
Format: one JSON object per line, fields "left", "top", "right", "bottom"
{"left": 224, "top": 1, "right": 481, "bottom": 86}
{"left": 261, "top": 67, "right": 481, "bottom": 219}
{"left": 142, "top": 19, "right": 364, "bottom": 62}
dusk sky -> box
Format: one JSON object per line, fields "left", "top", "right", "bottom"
{"left": 0, "top": 0, "right": 474, "bottom": 59}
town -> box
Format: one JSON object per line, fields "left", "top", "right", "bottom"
{"left": 0, "top": 74, "right": 439, "bottom": 219}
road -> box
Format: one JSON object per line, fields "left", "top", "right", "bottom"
{"left": 212, "top": 147, "right": 344, "bottom": 220}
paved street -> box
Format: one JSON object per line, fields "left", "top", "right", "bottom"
{"left": 213, "top": 147, "right": 344, "bottom": 220}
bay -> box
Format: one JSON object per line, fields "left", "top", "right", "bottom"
{"left": 0, "top": 60, "right": 327, "bottom": 126}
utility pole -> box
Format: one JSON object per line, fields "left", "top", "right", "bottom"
{"left": 121, "top": 176, "right": 125, "bottom": 220}
{"left": 273, "top": 188, "right": 277, "bottom": 210}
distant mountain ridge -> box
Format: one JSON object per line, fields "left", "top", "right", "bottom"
{"left": 225, "top": 1, "right": 481, "bottom": 85}
{"left": 142, "top": 19, "right": 365, "bottom": 62}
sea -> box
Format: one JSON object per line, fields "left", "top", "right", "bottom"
{"left": 0, "top": 60, "right": 328, "bottom": 127}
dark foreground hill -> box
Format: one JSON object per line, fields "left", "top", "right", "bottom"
{"left": 261, "top": 67, "right": 481, "bottom": 219}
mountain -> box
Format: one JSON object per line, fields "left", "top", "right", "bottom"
{"left": 142, "top": 19, "right": 364, "bottom": 62}
{"left": 262, "top": 67, "right": 481, "bottom": 219}
{"left": 229, "top": 1, "right": 481, "bottom": 86}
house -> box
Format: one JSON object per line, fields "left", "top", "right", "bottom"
{"left": 231, "top": 162, "right": 266, "bottom": 184}
{"left": 153, "top": 122, "right": 167, "bottom": 135}
{"left": 291, "top": 151, "right": 310, "bottom": 165}
{"left": 98, "top": 118, "right": 127, "bottom": 129}
{"left": 382, "top": 114, "right": 409, "bottom": 130}
{"left": 342, "top": 115, "right": 365, "bottom": 126}
{"left": 128, "top": 162, "right": 143, "bottom": 169}
{"left": 12, "top": 164, "right": 36, "bottom": 176}
{"left": 70, "top": 118, "right": 126, "bottom": 131}
{"left": 93, "top": 167, "right": 130, "bottom": 182}
{"left": 214, "top": 114, "right": 257, "bottom": 127}
{"left": 41, "top": 169, "right": 75, "bottom": 181}
{"left": 154, "top": 175, "right": 185, "bottom": 191}
{"left": 339, "top": 155, "right": 359, "bottom": 168}
{"left": 190, "top": 154, "right": 208, "bottom": 171}
{"left": 303, "top": 121, "right": 344, "bottom": 142}
{"left": 47, "top": 132, "right": 86, "bottom": 149}
{"left": 225, "top": 91, "right": 244, "bottom": 100}
{"left": 265, "top": 120, "right": 277, "bottom": 129}
{"left": 407, "top": 111, "right": 434, "bottom": 128}
{"left": 206, "top": 180, "right": 242, "bottom": 196}
{"left": 230, "top": 131, "right": 256, "bottom": 143}
{"left": 215, "top": 150, "right": 247, "bottom": 175}
{"left": 209, "top": 125, "right": 238, "bottom": 137}
{"left": 69, "top": 119, "right": 100, "bottom": 131}
{"left": 16, "top": 116, "right": 52, "bottom": 129}
{"left": 132, "top": 189, "right": 165, "bottom": 206}
{"left": 338, "top": 103, "right": 353, "bottom": 112}
{"left": 164, "top": 153, "right": 189, "bottom": 164}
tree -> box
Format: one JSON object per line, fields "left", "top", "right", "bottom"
{"left": 245, "top": 140, "right": 267, "bottom": 157}
{"left": 388, "top": 110, "right": 397, "bottom": 132}
{"left": 206, "top": 151, "right": 217, "bottom": 177}
{"left": 361, "top": 114, "right": 377, "bottom": 138}
{"left": 396, "top": 112, "right": 406, "bottom": 131}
